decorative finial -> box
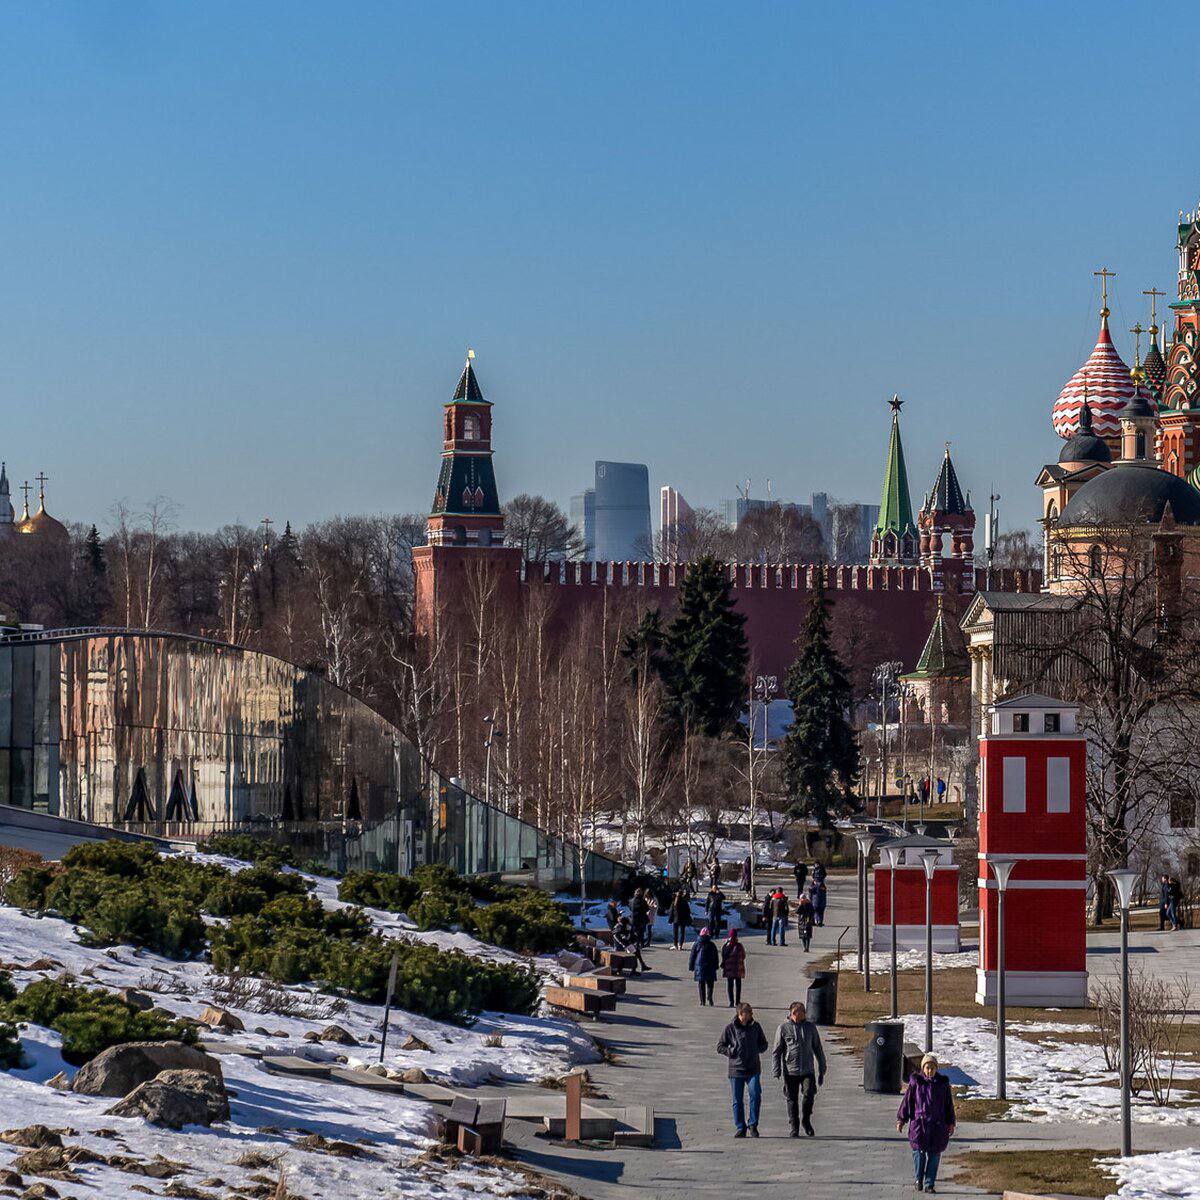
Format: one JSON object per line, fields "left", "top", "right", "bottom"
{"left": 889, "top": 393, "right": 903, "bottom": 414}
{"left": 944, "top": 441, "right": 951, "bottom": 457}
{"left": 35, "top": 471, "right": 48, "bottom": 508}
{"left": 19, "top": 481, "right": 30, "bottom": 520}
{"left": 467, "top": 347, "right": 475, "bottom": 361}
{"left": 1093, "top": 266, "right": 1115, "bottom": 322}
{"left": 1130, "top": 322, "right": 1144, "bottom": 371}
{"left": 1143, "top": 286, "right": 1164, "bottom": 336}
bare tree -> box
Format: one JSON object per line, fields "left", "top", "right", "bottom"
{"left": 503, "top": 494, "right": 584, "bottom": 562}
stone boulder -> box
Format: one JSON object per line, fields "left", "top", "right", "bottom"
{"left": 71, "top": 1042, "right": 223, "bottom": 1098}
{"left": 104, "top": 1069, "right": 230, "bottom": 1129}
{"left": 319, "top": 1025, "right": 357, "bottom": 1046}
{"left": 199, "top": 1006, "right": 244, "bottom": 1032}
{"left": 0, "top": 1127, "right": 63, "bottom": 1150}
{"left": 117, "top": 989, "right": 154, "bottom": 1012}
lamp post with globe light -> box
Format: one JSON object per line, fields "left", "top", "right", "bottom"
{"left": 880, "top": 842, "right": 904, "bottom": 1019}
{"left": 1109, "top": 867, "right": 1139, "bottom": 1158}
{"left": 988, "top": 856, "right": 1019, "bottom": 1099}
{"left": 919, "top": 848, "right": 941, "bottom": 1052}
{"left": 854, "top": 830, "right": 876, "bottom": 991}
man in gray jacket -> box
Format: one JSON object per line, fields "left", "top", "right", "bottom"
{"left": 771, "top": 1000, "right": 827, "bottom": 1137}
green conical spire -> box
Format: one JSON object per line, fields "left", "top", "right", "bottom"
{"left": 904, "top": 597, "right": 969, "bottom": 680}
{"left": 874, "top": 395, "right": 915, "bottom": 536}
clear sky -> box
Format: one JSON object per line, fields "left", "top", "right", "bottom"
{"left": 1, "top": 2, "right": 1196, "bottom": 538}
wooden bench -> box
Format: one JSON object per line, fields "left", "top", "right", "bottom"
{"left": 440, "top": 1096, "right": 507, "bottom": 1155}
{"left": 598, "top": 949, "right": 638, "bottom": 975}
{"left": 545, "top": 985, "right": 618, "bottom": 1020}
{"left": 614, "top": 1104, "right": 655, "bottom": 1148}
{"left": 566, "top": 972, "right": 627, "bottom": 995}
{"left": 902, "top": 1042, "right": 924, "bottom": 1081}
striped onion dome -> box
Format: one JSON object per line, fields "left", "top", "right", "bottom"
{"left": 1142, "top": 332, "right": 1167, "bottom": 404}
{"left": 1188, "top": 461, "right": 1200, "bottom": 494}
{"left": 1051, "top": 315, "right": 1135, "bottom": 440}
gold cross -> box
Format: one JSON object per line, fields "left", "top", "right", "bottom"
{"left": 35, "top": 471, "right": 48, "bottom": 505}
{"left": 1094, "top": 267, "right": 1115, "bottom": 317}
{"left": 1130, "top": 322, "right": 1144, "bottom": 366}
{"left": 1143, "top": 286, "right": 1165, "bottom": 332}
{"left": 20, "top": 481, "right": 31, "bottom": 510}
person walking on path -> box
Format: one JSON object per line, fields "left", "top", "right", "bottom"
{"left": 770, "top": 888, "right": 790, "bottom": 946}
{"left": 721, "top": 928, "right": 747, "bottom": 1007}
{"left": 613, "top": 915, "right": 648, "bottom": 975}
{"left": 796, "top": 892, "right": 815, "bottom": 951}
{"left": 645, "top": 890, "right": 659, "bottom": 944}
{"left": 762, "top": 891, "right": 775, "bottom": 944}
{"left": 793, "top": 860, "right": 808, "bottom": 897}
{"left": 708, "top": 853, "right": 721, "bottom": 891}
{"left": 740, "top": 856, "right": 752, "bottom": 893}
{"left": 705, "top": 883, "right": 726, "bottom": 936}
{"left": 1159, "top": 873, "right": 1172, "bottom": 931}
{"left": 771, "top": 1000, "right": 827, "bottom": 1137}
{"left": 689, "top": 927, "right": 719, "bottom": 1005}
{"left": 812, "top": 859, "right": 827, "bottom": 887}
{"left": 897, "top": 1053, "right": 956, "bottom": 1193}
{"left": 630, "top": 888, "right": 649, "bottom": 946}
{"left": 717, "top": 1002, "right": 768, "bottom": 1137}
{"left": 605, "top": 897, "right": 621, "bottom": 931}
{"left": 669, "top": 889, "right": 691, "bottom": 949}
{"left": 811, "top": 879, "right": 828, "bottom": 926}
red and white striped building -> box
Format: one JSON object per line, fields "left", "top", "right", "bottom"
{"left": 1051, "top": 312, "right": 1137, "bottom": 447}
{"left": 976, "top": 693, "right": 1089, "bottom": 1007}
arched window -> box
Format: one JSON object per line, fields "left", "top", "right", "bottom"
{"left": 1136, "top": 431, "right": 1146, "bottom": 460}
{"left": 1051, "top": 544, "right": 1062, "bottom": 578}
{"left": 463, "top": 414, "right": 481, "bottom": 440}
{"left": 1089, "top": 544, "right": 1103, "bottom": 577}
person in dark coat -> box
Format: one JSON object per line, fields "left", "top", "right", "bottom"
{"left": 689, "top": 927, "right": 719, "bottom": 1005}
{"left": 716, "top": 1002, "right": 768, "bottom": 1137}
{"left": 705, "top": 884, "right": 726, "bottom": 935}
{"left": 630, "top": 888, "right": 650, "bottom": 946}
{"left": 1159, "top": 873, "right": 1172, "bottom": 931}
{"left": 605, "top": 897, "right": 620, "bottom": 931}
{"left": 770, "top": 889, "right": 790, "bottom": 946}
{"left": 613, "top": 915, "right": 648, "bottom": 974}
{"left": 793, "top": 860, "right": 808, "bottom": 897}
{"left": 669, "top": 888, "right": 691, "bottom": 950}
{"left": 739, "top": 856, "right": 752, "bottom": 893}
{"left": 720, "top": 928, "right": 747, "bottom": 1007}
{"left": 771, "top": 1000, "right": 827, "bottom": 1136}
{"left": 812, "top": 860, "right": 827, "bottom": 886}
{"left": 811, "top": 880, "right": 827, "bottom": 926}
{"left": 795, "top": 892, "right": 815, "bottom": 951}
{"left": 897, "top": 1053, "right": 956, "bottom": 1192}
{"left": 762, "top": 891, "right": 775, "bottom": 944}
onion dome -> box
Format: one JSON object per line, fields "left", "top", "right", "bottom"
{"left": 1051, "top": 314, "right": 1135, "bottom": 440}
{"left": 1057, "top": 399, "right": 1111, "bottom": 465}
{"left": 15, "top": 476, "right": 69, "bottom": 542}
{"left": 1142, "top": 332, "right": 1167, "bottom": 404}
{"left": 1188, "top": 461, "right": 1200, "bottom": 494}
{"left": 1059, "top": 462, "right": 1200, "bottom": 527}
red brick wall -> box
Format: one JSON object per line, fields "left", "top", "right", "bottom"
{"left": 873, "top": 865, "right": 959, "bottom": 927}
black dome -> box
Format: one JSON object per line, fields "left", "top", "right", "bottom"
{"left": 1059, "top": 463, "right": 1200, "bottom": 528}
{"left": 1058, "top": 432, "right": 1111, "bottom": 465}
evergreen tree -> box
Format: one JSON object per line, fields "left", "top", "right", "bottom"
{"left": 780, "top": 581, "right": 860, "bottom": 825}
{"left": 662, "top": 556, "right": 749, "bottom": 738}
{"left": 85, "top": 525, "right": 106, "bottom": 578}
{"left": 620, "top": 607, "right": 667, "bottom": 684}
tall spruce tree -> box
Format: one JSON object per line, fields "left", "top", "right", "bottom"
{"left": 662, "top": 555, "right": 749, "bottom": 738}
{"left": 780, "top": 581, "right": 860, "bottom": 824}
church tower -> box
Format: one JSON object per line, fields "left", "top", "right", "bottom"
{"left": 870, "top": 395, "right": 917, "bottom": 565}
{"left": 1159, "top": 211, "right": 1200, "bottom": 478}
{"left": 0, "top": 463, "right": 13, "bottom": 532}
{"left": 426, "top": 351, "right": 506, "bottom": 548}
{"left": 918, "top": 444, "right": 974, "bottom": 592}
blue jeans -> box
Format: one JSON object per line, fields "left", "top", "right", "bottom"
{"left": 912, "top": 1150, "right": 940, "bottom": 1188}
{"left": 729, "top": 1074, "right": 762, "bottom": 1131}
{"left": 771, "top": 918, "right": 787, "bottom": 945}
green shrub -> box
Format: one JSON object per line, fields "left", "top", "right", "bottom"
{"left": 471, "top": 892, "right": 573, "bottom": 954}
{"left": 337, "top": 870, "right": 421, "bottom": 914}
{"left": 473, "top": 960, "right": 542, "bottom": 1015}
{"left": 203, "top": 866, "right": 308, "bottom": 917}
{"left": 0, "top": 971, "right": 15, "bottom": 1004}
{"left": 410, "top": 863, "right": 465, "bottom": 894}
{"left": 5, "top": 978, "right": 197, "bottom": 1065}
{"left": 6, "top": 863, "right": 62, "bottom": 911}
{"left": 0, "top": 1021, "right": 24, "bottom": 1069}
{"left": 196, "top": 833, "right": 299, "bottom": 870}
{"left": 409, "top": 888, "right": 477, "bottom": 932}
{"left": 61, "top": 839, "right": 160, "bottom": 879}
{"left": 322, "top": 905, "right": 372, "bottom": 940}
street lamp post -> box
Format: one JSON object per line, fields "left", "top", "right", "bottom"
{"left": 873, "top": 661, "right": 902, "bottom": 819}
{"left": 483, "top": 714, "right": 504, "bottom": 806}
{"left": 880, "top": 843, "right": 903, "bottom": 1019}
{"left": 748, "top": 675, "right": 777, "bottom": 901}
{"left": 1109, "top": 867, "right": 1139, "bottom": 1158}
{"left": 919, "top": 848, "right": 940, "bottom": 1053}
{"left": 854, "top": 831, "right": 876, "bottom": 992}
{"left": 988, "top": 856, "right": 1019, "bottom": 1100}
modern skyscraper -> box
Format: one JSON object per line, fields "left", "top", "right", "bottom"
{"left": 569, "top": 489, "right": 596, "bottom": 559}
{"left": 593, "top": 461, "right": 651, "bottom": 560}
{"left": 660, "top": 486, "right": 693, "bottom": 559}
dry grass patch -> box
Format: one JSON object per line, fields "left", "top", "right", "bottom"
{"left": 947, "top": 1148, "right": 1116, "bottom": 1198}
{"left": 951, "top": 1088, "right": 1016, "bottom": 1122}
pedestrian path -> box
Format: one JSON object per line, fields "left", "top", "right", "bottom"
{"left": 501, "top": 872, "right": 991, "bottom": 1199}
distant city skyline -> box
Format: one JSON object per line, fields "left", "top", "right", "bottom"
{"left": 1, "top": 4, "right": 1196, "bottom": 538}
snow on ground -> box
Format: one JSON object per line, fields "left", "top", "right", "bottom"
{"left": 833, "top": 949, "right": 978, "bottom": 973}
{"left": 0, "top": 1022, "right": 545, "bottom": 1200}
{"left": 1103, "top": 1148, "right": 1200, "bottom": 1198}
{"left": 899, "top": 1013, "right": 1200, "bottom": 1126}
{"left": 571, "top": 895, "right": 743, "bottom": 935}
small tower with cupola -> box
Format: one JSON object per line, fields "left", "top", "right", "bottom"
{"left": 918, "top": 444, "right": 975, "bottom": 592}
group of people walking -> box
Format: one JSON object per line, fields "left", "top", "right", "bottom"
{"left": 1160, "top": 873, "right": 1186, "bottom": 931}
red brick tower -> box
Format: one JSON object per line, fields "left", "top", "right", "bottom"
{"left": 918, "top": 444, "right": 975, "bottom": 593}
{"left": 977, "top": 693, "right": 1088, "bottom": 1007}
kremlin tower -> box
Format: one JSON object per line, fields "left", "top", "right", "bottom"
{"left": 869, "top": 395, "right": 918, "bottom": 565}
{"left": 1159, "top": 211, "right": 1200, "bottom": 479}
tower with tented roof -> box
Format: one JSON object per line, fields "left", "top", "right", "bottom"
{"left": 918, "top": 443, "right": 975, "bottom": 592}
{"left": 1159, "top": 209, "right": 1200, "bottom": 479}
{"left": 869, "top": 395, "right": 918, "bottom": 565}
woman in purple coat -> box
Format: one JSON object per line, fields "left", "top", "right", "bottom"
{"left": 896, "top": 1053, "right": 956, "bottom": 1193}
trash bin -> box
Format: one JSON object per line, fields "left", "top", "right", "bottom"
{"left": 805, "top": 971, "right": 838, "bottom": 1025}
{"left": 863, "top": 1020, "right": 905, "bottom": 1093}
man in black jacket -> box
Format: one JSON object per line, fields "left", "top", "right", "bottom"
{"left": 772, "top": 1000, "right": 827, "bottom": 1137}
{"left": 705, "top": 884, "right": 726, "bottom": 935}
{"left": 717, "top": 1002, "right": 768, "bottom": 1137}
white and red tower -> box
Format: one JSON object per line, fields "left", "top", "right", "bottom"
{"left": 977, "top": 693, "right": 1088, "bottom": 1007}
{"left": 872, "top": 834, "right": 961, "bottom": 952}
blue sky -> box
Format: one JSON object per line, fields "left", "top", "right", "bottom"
{"left": 0, "top": 2, "right": 1196, "bottom": 537}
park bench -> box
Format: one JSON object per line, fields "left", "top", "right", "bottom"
{"left": 598, "top": 949, "right": 638, "bottom": 974}
{"left": 545, "top": 984, "right": 618, "bottom": 1020}
{"left": 565, "top": 972, "right": 627, "bottom": 995}
{"left": 440, "top": 1096, "right": 507, "bottom": 1155}
{"left": 613, "top": 1104, "right": 655, "bottom": 1148}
